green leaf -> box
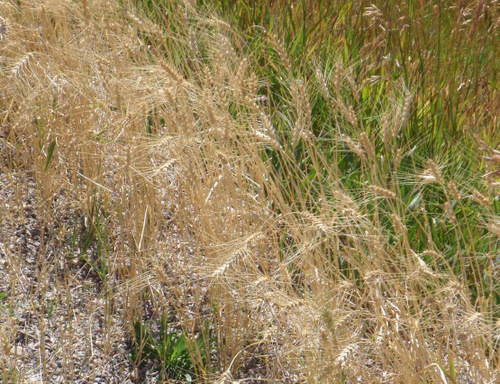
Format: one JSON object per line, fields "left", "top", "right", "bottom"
{"left": 408, "top": 192, "right": 422, "bottom": 211}
{"left": 44, "top": 140, "right": 56, "bottom": 171}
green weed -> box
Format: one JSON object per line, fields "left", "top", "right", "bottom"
{"left": 131, "top": 313, "right": 213, "bottom": 382}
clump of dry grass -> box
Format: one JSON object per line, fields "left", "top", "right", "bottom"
{"left": 0, "top": 0, "right": 498, "bottom": 383}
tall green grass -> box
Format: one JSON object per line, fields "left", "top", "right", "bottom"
{"left": 185, "top": 0, "right": 500, "bottom": 293}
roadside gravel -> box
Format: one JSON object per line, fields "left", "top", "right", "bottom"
{"left": 0, "top": 170, "right": 140, "bottom": 383}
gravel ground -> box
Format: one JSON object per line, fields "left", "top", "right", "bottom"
{"left": 0, "top": 169, "right": 141, "bottom": 383}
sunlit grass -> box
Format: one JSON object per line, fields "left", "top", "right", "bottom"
{"left": 0, "top": 0, "right": 498, "bottom": 382}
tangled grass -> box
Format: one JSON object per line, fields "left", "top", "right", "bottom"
{"left": 0, "top": 0, "right": 498, "bottom": 382}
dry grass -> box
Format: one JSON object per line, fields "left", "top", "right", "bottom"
{"left": 0, "top": 0, "right": 498, "bottom": 383}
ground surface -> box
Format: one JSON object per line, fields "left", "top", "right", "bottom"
{"left": 0, "top": 168, "right": 270, "bottom": 383}
{"left": 0, "top": 169, "right": 148, "bottom": 383}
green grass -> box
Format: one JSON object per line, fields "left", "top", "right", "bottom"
{"left": 131, "top": 313, "right": 213, "bottom": 381}
{"left": 198, "top": 0, "right": 499, "bottom": 283}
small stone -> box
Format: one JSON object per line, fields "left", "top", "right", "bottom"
{"left": 129, "top": 367, "right": 140, "bottom": 382}
{"left": 29, "top": 228, "right": 41, "bottom": 238}
{"left": 9, "top": 344, "right": 29, "bottom": 357}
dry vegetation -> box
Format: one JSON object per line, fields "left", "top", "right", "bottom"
{"left": 0, "top": 0, "right": 498, "bottom": 383}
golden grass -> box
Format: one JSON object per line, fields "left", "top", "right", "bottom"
{"left": 0, "top": 0, "right": 498, "bottom": 382}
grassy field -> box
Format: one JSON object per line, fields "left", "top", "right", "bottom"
{"left": 0, "top": 0, "right": 498, "bottom": 382}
